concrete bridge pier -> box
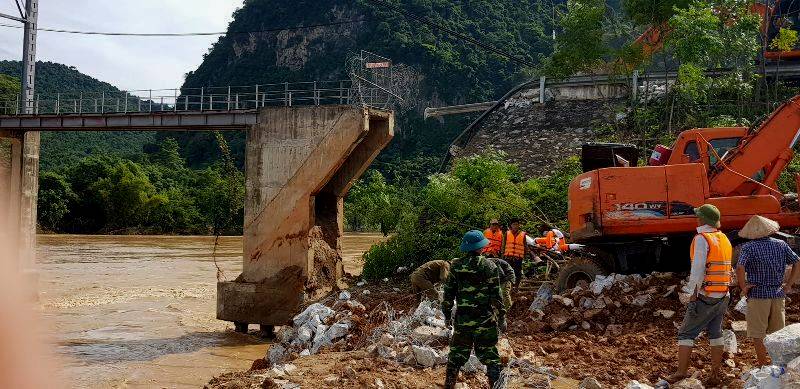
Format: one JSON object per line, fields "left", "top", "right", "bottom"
{"left": 217, "top": 106, "right": 394, "bottom": 331}
{"left": 0, "top": 130, "right": 39, "bottom": 275}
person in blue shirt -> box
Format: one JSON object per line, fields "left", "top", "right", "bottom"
{"left": 737, "top": 215, "right": 800, "bottom": 366}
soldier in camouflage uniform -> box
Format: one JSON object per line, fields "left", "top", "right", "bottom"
{"left": 442, "top": 230, "right": 507, "bottom": 389}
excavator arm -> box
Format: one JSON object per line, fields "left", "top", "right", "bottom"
{"left": 708, "top": 95, "right": 800, "bottom": 196}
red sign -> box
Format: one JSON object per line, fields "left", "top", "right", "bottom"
{"left": 366, "top": 62, "right": 391, "bottom": 69}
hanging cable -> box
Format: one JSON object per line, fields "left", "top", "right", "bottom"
{"left": 0, "top": 18, "right": 368, "bottom": 37}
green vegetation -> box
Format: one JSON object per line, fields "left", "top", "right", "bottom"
{"left": 172, "top": 0, "right": 561, "bottom": 175}
{"left": 0, "top": 61, "right": 157, "bottom": 170}
{"left": 37, "top": 138, "right": 243, "bottom": 235}
{"left": 359, "top": 152, "right": 580, "bottom": 280}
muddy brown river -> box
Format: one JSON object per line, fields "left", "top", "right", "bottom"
{"left": 37, "top": 233, "right": 386, "bottom": 388}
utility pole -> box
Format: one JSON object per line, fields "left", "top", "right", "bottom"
{"left": 1, "top": 0, "right": 39, "bottom": 274}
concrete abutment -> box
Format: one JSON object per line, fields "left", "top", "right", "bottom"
{"left": 217, "top": 106, "right": 394, "bottom": 327}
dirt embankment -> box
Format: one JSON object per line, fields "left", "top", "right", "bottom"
{"left": 206, "top": 273, "right": 800, "bottom": 389}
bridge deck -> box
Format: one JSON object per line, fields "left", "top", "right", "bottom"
{"left": 0, "top": 110, "right": 257, "bottom": 132}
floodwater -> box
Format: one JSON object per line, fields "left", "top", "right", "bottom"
{"left": 37, "top": 233, "right": 385, "bottom": 388}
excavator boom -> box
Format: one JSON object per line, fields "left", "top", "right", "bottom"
{"left": 708, "top": 96, "right": 800, "bottom": 196}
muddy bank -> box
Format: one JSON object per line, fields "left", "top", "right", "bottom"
{"left": 206, "top": 270, "right": 800, "bottom": 389}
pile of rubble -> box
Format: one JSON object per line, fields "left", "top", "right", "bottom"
{"left": 264, "top": 288, "right": 507, "bottom": 375}
{"left": 740, "top": 323, "right": 800, "bottom": 388}
{"left": 529, "top": 272, "right": 688, "bottom": 333}
{"left": 265, "top": 291, "right": 366, "bottom": 367}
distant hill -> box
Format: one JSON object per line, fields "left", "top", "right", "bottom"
{"left": 0, "top": 61, "right": 155, "bottom": 171}
{"left": 165, "top": 0, "right": 561, "bottom": 174}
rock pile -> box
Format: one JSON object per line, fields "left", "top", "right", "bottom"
{"left": 266, "top": 292, "right": 366, "bottom": 365}
{"left": 531, "top": 273, "right": 686, "bottom": 332}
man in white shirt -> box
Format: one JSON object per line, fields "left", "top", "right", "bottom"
{"left": 669, "top": 204, "right": 732, "bottom": 386}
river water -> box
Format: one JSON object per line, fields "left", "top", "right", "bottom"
{"left": 37, "top": 233, "right": 385, "bottom": 388}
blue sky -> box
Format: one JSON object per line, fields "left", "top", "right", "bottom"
{"left": 0, "top": 1, "right": 244, "bottom": 92}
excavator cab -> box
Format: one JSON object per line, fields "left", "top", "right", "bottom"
{"left": 755, "top": 0, "right": 800, "bottom": 61}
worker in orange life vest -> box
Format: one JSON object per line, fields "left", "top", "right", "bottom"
{"left": 502, "top": 218, "right": 527, "bottom": 287}
{"left": 482, "top": 219, "right": 504, "bottom": 258}
{"left": 668, "top": 204, "right": 732, "bottom": 386}
{"left": 533, "top": 224, "right": 585, "bottom": 254}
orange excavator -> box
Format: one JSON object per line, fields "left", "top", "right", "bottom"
{"left": 556, "top": 95, "right": 800, "bottom": 290}
{"left": 626, "top": 0, "right": 800, "bottom": 66}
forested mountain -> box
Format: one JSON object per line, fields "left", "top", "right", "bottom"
{"left": 166, "top": 0, "right": 562, "bottom": 179}
{"left": 0, "top": 61, "right": 155, "bottom": 170}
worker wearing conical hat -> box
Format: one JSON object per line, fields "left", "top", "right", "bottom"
{"left": 736, "top": 215, "right": 800, "bottom": 366}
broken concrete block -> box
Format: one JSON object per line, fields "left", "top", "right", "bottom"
{"left": 282, "top": 364, "right": 297, "bottom": 374}
{"left": 672, "top": 377, "right": 703, "bottom": 388}
{"left": 723, "top": 329, "right": 738, "bottom": 354}
{"left": 579, "top": 377, "right": 603, "bottom": 389}
{"left": 412, "top": 345, "right": 439, "bottom": 367}
{"left": 552, "top": 295, "right": 574, "bottom": 307}
{"left": 742, "top": 365, "right": 785, "bottom": 389}
{"left": 590, "top": 275, "right": 615, "bottom": 295}
{"left": 654, "top": 310, "right": 675, "bottom": 319}
{"left": 267, "top": 344, "right": 287, "bottom": 366}
{"left": 412, "top": 325, "right": 449, "bottom": 343}
{"left": 530, "top": 283, "right": 553, "bottom": 311}
{"left": 425, "top": 316, "right": 446, "bottom": 328}
{"left": 625, "top": 381, "right": 654, "bottom": 389}
{"left": 498, "top": 338, "right": 514, "bottom": 364}
{"left": 783, "top": 356, "right": 800, "bottom": 387}
{"left": 323, "top": 374, "right": 339, "bottom": 384}
{"left": 379, "top": 333, "right": 395, "bottom": 346}
{"left": 462, "top": 354, "right": 487, "bottom": 374}
{"left": 345, "top": 299, "right": 365, "bottom": 312}
{"left": 734, "top": 297, "right": 748, "bottom": 315}
{"left": 268, "top": 366, "right": 286, "bottom": 378}
{"left": 377, "top": 345, "right": 397, "bottom": 359}
{"left": 293, "top": 303, "right": 334, "bottom": 327}
{"left": 765, "top": 323, "right": 800, "bottom": 365}
{"left": 547, "top": 313, "right": 571, "bottom": 329}
{"left": 731, "top": 321, "right": 747, "bottom": 337}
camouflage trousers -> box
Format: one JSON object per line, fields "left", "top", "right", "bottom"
{"left": 447, "top": 323, "right": 501, "bottom": 370}
{"left": 501, "top": 281, "right": 513, "bottom": 309}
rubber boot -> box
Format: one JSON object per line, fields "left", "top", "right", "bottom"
{"left": 444, "top": 366, "right": 459, "bottom": 389}
{"left": 487, "top": 364, "right": 502, "bottom": 389}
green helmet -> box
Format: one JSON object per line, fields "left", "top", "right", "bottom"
{"left": 694, "top": 204, "right": 721, "bottom": 228}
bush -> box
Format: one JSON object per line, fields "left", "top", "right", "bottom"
{"left": 359, "top": 152, "right": 581, "bottom": 280}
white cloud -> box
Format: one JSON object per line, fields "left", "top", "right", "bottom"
{"left": 0, "top": 0, "right": 244, "bottom": 92}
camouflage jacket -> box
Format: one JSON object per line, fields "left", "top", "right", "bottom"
{"left": 442, "top": 254, "right": 506, "bottom": 327}
{"left": 491, "top": 258, "right": 516, "bottom": 285}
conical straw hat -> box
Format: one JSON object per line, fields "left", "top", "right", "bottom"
{"left": 739, "top": 215, "right": 780, "bottom": 240}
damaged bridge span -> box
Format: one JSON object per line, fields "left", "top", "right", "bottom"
{"left": 0, "top": 103, "right": 394, "bottom": 330}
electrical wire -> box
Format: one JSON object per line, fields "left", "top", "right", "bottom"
{"left": 366, "top": 0, "right": 538, "bottom": 68}
{"left": 0, "top": 18, "right": 368, "bottom": 37}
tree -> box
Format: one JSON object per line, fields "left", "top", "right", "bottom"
{"left": 37, "top": 172, "right": 77, "bottom": 232}
{"left": 91, "top": 160, "right": 164, "bottom": 231}
{"left": 0, "top": 74, "right": 19, "bottom": 113}
{"left": 545, "top": 0, "right": 610, "bottom": 78}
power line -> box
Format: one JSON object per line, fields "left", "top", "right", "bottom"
{"left": 367, "top": 0, "right": 537, "bottom": 68}
{"left": 0, "top": 18, "right": 368, "bottom": 37}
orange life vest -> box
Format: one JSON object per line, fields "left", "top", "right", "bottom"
{"left": 483, "top": 229, "right": 503, "bottom": 255}
{"left": 690, "top": 231, "right": 733, "bottom": 294}
{"left": 534, "top": 230, "right": 570, "bottom": 252}
{"left": 503, "top": 231, "right": 526, "bottom": 258}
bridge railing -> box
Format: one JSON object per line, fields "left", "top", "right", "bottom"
{"left": 0, "top": 81, "right": 384, "bottom": 115}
